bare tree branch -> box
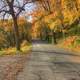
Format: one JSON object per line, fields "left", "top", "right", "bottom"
{"left": 0, "top": 9, "right": 10, "bottom": 14}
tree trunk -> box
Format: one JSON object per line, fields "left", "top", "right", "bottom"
{"left": 53, "top": 31, "right": 57, "bottom": 44}
{"left": 12, "top": 17, "right": 20, "bottom": 51}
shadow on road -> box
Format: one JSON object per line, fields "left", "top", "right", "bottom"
{"left": 32, "top": 50, "right": 80, "bottom": 57}
{"left": 32, "top": 40, "right": 49, "bottom": 44}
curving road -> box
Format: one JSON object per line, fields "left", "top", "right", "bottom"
{"left": 17, "top": 41, "right": 80, "bottom": 80}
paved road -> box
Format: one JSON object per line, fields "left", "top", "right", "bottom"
{"left": 17, "top": 42, "right": 80, "bottom": 80}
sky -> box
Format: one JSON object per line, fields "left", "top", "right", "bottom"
{"left": 0, "top": 0, "right": 37, "bottom": 21}
{"left": 24, "top": 3, "right": 37, "bottom": 22}
{"left": 25, "top": 3, "right": 36, "bottom": 13}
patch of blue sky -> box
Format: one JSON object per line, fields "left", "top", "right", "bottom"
{"left": 0, "top": 0, "right": 36, "bottom": 20}
{"left": 25, "top": 3, "right": 36, "bottom": 13}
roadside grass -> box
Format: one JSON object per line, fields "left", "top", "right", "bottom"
{"left": 0, "top": 41, "right": 32, "bottom": 56}
{"left": 57, "top": 36, "right": 80, "bottom": 53}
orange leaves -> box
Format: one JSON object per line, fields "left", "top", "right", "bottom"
{"left": 0, "top": 16, "right": 27, "bottom": 32}
{"left": 63, "top": 36, "right": 77, "bottom": 46}
{"left": 31, "top": 9, "right": 44, "bottom": 18}
{"left": 18, "top": 17, "right": 26, "bottom": 26}
{"left": 59, "top": 36, "right": 80, "bottom": 52}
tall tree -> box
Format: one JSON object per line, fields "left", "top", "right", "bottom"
{"left": 35, "top": 0, "right": 58, "bottom": 44}
{"left": 73, "top": 0, "right": 80, "bottom": 24}
{"left": 0, "top": 0, "right": 34, "bottom": 50}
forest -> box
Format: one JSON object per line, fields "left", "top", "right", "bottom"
{"left": 0, "top": 0, "right": 80, "bottom": 53}
{"left": 0, "top": 0, "right": 80, "bottom": 80}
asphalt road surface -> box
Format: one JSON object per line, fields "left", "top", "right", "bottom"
{"left": 17, "top": 41, "right": 80, "bottom": 80}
